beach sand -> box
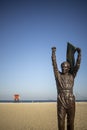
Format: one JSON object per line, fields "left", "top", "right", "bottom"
{"left": 0, "top": 102, "right": 87, "bottom": 130}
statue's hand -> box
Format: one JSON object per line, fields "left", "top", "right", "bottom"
{"left": 52, "top": 47, "right": 56, "bottom": 53}
{"left": 76, "top": 48, "right": 81, "bottom": 53}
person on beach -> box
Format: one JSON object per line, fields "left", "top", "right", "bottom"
{"left": 51, "top": 45, "right": 81, "bottom": 130}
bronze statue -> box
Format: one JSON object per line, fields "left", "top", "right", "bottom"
{"left": 51, "top": 43, "right": 81, "bottom": 130}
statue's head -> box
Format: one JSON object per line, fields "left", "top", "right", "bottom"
{"left": 61, "top": 61, "right": 70, "bottom": 74}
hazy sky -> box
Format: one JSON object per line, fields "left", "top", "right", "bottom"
{"left": 0, "top": 0, "right": 87, "bottom": 100}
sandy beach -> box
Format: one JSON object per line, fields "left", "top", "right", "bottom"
{"left": 0, "top": 102, "right": 87, "bottom": 130}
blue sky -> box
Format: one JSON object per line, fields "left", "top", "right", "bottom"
{"left": 0, "top": 0, "right": 87, "bottom": 100}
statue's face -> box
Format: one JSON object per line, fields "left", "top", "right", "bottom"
{"left": 62, "top": 66, "right": 70, "bottom": 74}
{"left": 61, "top": 62, "right": 70, "bottom": 74}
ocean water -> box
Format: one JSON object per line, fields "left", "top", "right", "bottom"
{"left": 0, "top": 99, "right": 87, "bottom": 103}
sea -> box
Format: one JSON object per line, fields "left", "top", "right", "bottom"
{"left": 0, "top": 100, "right": 87, "bottom": 103}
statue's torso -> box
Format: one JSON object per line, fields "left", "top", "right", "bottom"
{"left": 57, "top": 73, "right": 75, "bottom": 108}
{"left": 58, "top": 73, "right": 74, "bottom": 90}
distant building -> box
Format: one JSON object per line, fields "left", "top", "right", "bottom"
{"left": 14, "top": 94, "right": 20, "bottom": 102}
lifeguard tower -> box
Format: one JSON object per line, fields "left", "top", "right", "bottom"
{"left": 14, "top": 94, "right": 20, "bottom": 102}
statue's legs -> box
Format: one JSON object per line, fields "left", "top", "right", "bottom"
{"left": 67, "top": 102, "right": 75, "bottom": 130}
{"left": 57, "top": 100, "right": 75, "bottom": 130}
{"left": 57, "top": 102, "right": 66, "bottom": 130}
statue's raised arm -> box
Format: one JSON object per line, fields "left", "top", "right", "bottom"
{"left": 51, "top": 47, "right": 60, "bottom": 80}
{"left": 73, "top": 47, "right": 81, "bottom": 77}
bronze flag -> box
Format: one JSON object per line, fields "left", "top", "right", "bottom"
{"left": 66, "top": 42, "right": 76, "bottom": 72}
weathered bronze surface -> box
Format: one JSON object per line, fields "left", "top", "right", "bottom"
{"left": 51, "top": 43, "right": 81, "bottom": 130}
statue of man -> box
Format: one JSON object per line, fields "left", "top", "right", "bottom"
{"left": 51, "top": 44, "right": 81, "bottom": 130}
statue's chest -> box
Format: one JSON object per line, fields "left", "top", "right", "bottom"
{"left": 61, "top": 74, "right": 74, "bottom": 89}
